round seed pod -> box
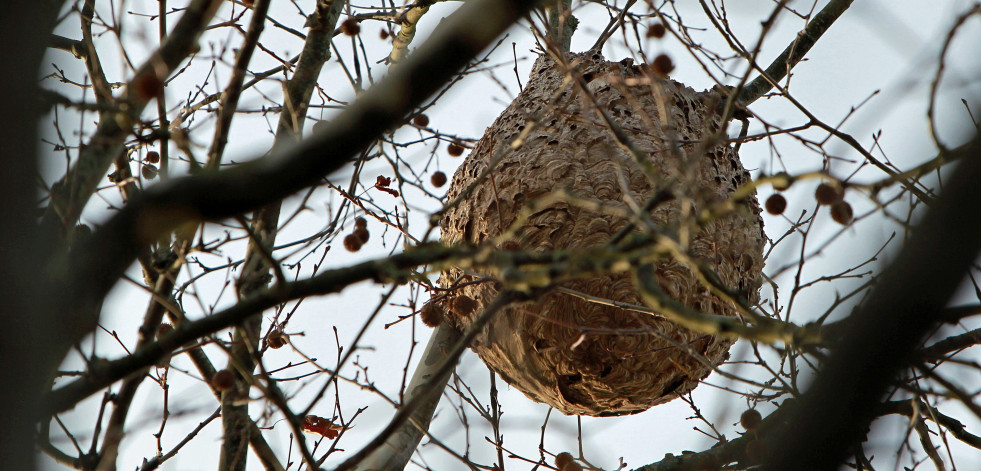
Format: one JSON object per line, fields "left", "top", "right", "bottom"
{"left": 647, "top": 22, "right": 666, "bottom": 39}
{"left": 815, "top": 182, "right": 842, "bottom": 205}
{"left": 447, "top": 142, "right": 465, "bottom": 156}
{"left": 212, "top": 369, "right": 236, "bottom": 391}
{"left": 142, "top": 164, "right": 158, "bottom": 180}
{"left": 652, "top": 53, "right": 674, "bottom": 76}
{"left": 555, "top": 453, "right": 582, "bottom": 471}
{"left": 313, "top": 120, "right": 329, "bottom": 134}
{"left": 134, "top": 71, "right": 164, "bottom": 100}
{"left": 765, "top": 193, "right": 787, "bottom": 215}
{"left": 431, "top": 171, "right": 448, "bottom": 187}
{"left": 438, "top": 52, "right": 765, "bottom": 416}
{"left": 354, "top": 227, "right": 370, "bottom": 244}
{"left": 420, "top": 303, "right": 444, "bottom": 328}
{"left": 740, "top": 408, "right": 763, "bottom": 430}
{"left": 830, "top": 200, "right": 853, "bottom": 225}
{"left": 343, "top": 234, "right": 363, "bottom": 252}
{"left": 340, "top": 17, "right": 360, "bottom": 36}
{"left": 266, "top": 328, "right": 288, "bottom": 349}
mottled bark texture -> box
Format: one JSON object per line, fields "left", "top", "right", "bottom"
{"left": 438, "top": 52, "right": 765, "bottom": 416}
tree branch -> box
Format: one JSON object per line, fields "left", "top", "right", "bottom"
{"left": 352, "top": 323, "right": 463, "bottom": 471}
{"left": 46, "top": 0, "right": 543, "bottom": 395}
{"left": 43, "top": 0, "right": 223, "bottom": 233}
{"left": 762, "top": 133, "right": 981, "bottom": 470}
{"left": 738, "top": 0, "right": 854, "bottom": 107}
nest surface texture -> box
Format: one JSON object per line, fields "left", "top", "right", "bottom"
{"left": 438, "top": 52, "right": 765, "bottom": 416}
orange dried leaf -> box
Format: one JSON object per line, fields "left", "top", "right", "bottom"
{"left": 302, "top": 415, "right": 341, "bottom": 439}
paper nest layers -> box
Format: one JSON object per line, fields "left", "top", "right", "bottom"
{"left": 437, "top": 52, "right": 765, "bottom": 416}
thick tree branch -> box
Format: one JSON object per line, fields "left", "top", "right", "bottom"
{"left": 351, "top": 323, "right": 463, "bottom": 471}
{"left": 737, "top": 0, "right": 854, "bottom": 107}
{"left": 388, "top": 0, "right": 436, "bottom": 65}
{"left": 2, "top": 2, "right": 67, "bottom": 470}
{"left": 337, "top": 293, "right": 523, "bottom": 471}
{"left": 220, "top": 1, "right": 341, "bottom": 469}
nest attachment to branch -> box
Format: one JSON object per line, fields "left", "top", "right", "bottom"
{"left": 437, "top": 52, "right": 765, "bottom": 416}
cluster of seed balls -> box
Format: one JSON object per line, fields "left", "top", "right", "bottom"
{"left": 418, "top": 291, "right": 478, "bottom": 328}
{"left": 406, "top": 113, "right": 468, "bottom": 189}
{"left": 764, "top": 178, "right": 854, "bottom": 225}
{"left": 342, "top": 217, "right": 371, "bottom": 252}
{"left": 154, "top": 322, "right": 289, "bottom": 392}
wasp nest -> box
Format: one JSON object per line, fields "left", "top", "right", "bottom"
{"left": 437, "top": 52, "right": 765, "bottom": 416}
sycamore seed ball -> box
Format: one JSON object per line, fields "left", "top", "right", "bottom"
{"left": 815, "top": 182, "right": 842, "bottom": 205}
{"left": 831, "top": 200, "right": 854, "bottom": 225}
{"left": 652, "top": 54, "right": 674, "bottom": 76}
{"left": 313, "top": 120, "right": 329, "bottom": 134}
{"left": 266, "top": 329, "right": 288, "bottom": 349}
{"left": 449, "top": 295, "right": 478, "bottom": 317}
{"left": 354, "top": 227, "right": 370, "bottom": 244}
{"left": 647, "top": 22, "right": 666, "bottom": 39}
{"left": 765, "top": 193, "right": 787, "bottom": 215}
{"left": 340, "top": 17, "right": 360, "bottom": 36}
{"left": 212, "top": 369, "right": 236, "bottom": 391}
{"left": 135, "top": 71, "right": 164, "bottom": 100}
{"left": 431, "top": 171, "right": 447, "bottom": 187}
{"left": 420, "top": 304, "right": 444, "bottom": 328}
{"left": 740, "top": 408, "right": 762, "bottom": 430}
{"left": 555, "top": 453, "right": 583, "bottom": 471}
{"left": 343, "top": 234, "right": 363, "bottom": 252}
{"left": 447, "top": 142, "right": 464, "bottom": 156}
{"left": 772, "top": 173, "right": 792, "bottom": 191}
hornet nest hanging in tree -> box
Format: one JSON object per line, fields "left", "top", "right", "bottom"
{"left": 435, "top": 52, "right": 765, "bottom": 416}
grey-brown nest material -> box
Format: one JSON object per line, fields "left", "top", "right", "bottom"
{"left": 437, "top": 51, "right": 765, "bottom": 416}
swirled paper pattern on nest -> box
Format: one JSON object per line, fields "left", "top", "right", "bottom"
{"left": 438, "top": 52, "right": 765, "bottom": 416}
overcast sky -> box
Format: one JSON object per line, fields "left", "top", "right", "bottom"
{"left": 42, "top": 1, "right": 981, "bottom": 470}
